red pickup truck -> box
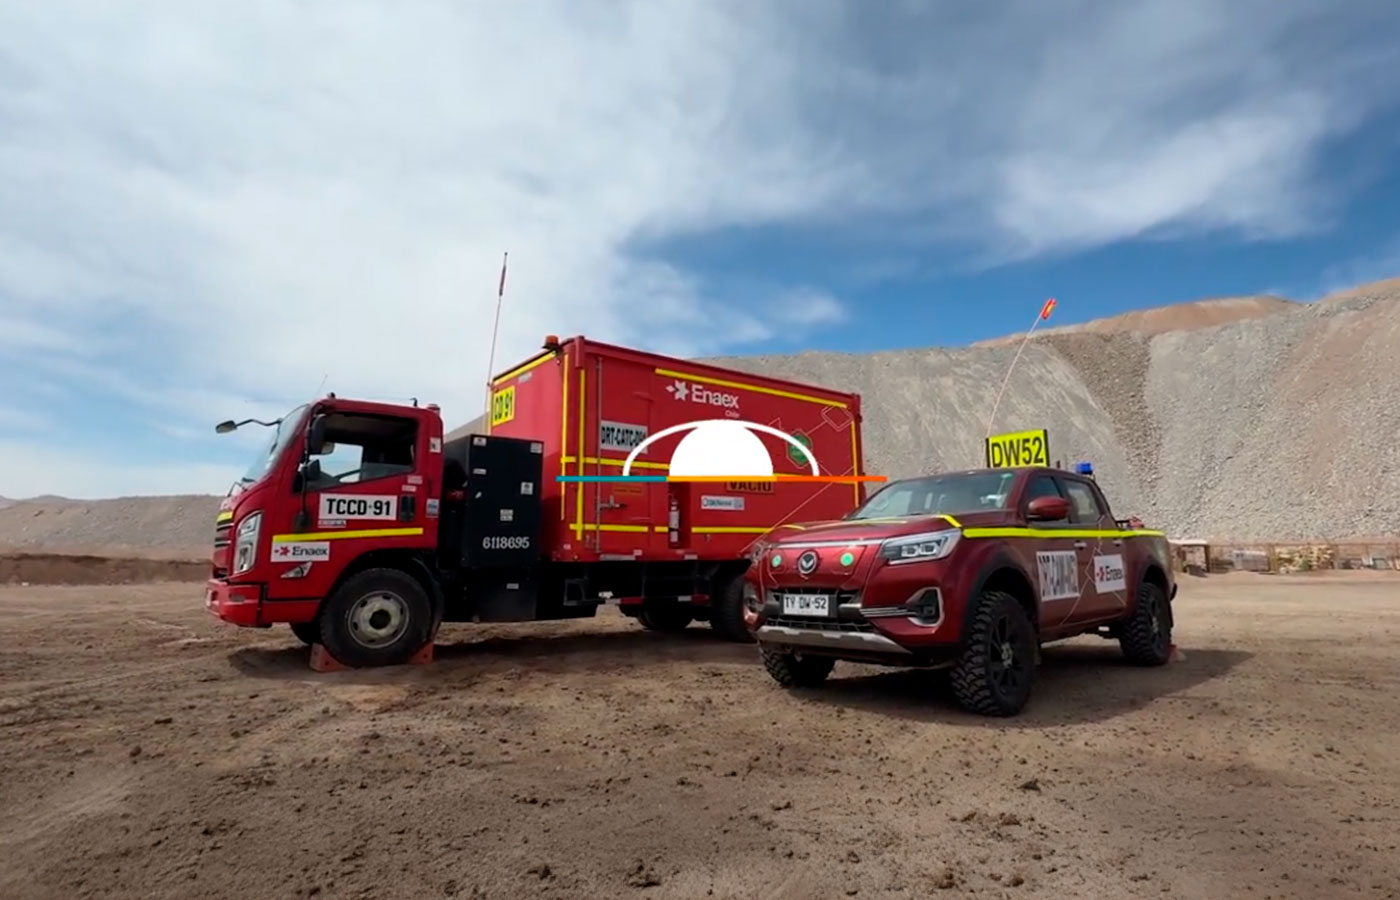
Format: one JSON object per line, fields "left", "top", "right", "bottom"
{"left": 742, "top": 466, "right": 1175, "bottom": 717}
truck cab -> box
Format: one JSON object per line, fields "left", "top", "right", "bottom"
{"left": 207, "top": 396, "right": 450, "bottom": 665}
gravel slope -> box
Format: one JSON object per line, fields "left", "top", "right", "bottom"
{"left": 3, "top": 279, "right": 1396, "bottom": 553}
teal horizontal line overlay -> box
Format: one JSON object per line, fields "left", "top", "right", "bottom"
{"left": 557, "top": 475, "right": 667, "bottom": 483}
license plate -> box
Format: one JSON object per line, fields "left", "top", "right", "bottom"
{"left": 780, "top": 593, "right": 831, "bottom": 617}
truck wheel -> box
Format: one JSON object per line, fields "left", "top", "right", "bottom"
{"left": 637, "top": 602, "right": 694, "bottom": 633}
{"left": 290, "top": 622, "right": 320, "bottom": 646}
{"left": 948, "top": 590, "right": 1037, "bottom": 717}
{"left": 1119, "top": 581, "right": 1171, "bottom": 666}
{"left": 760, "top": 644, "right": 835, "bottom": 688}
{"left": 708, "top": 575, "right": 755, "bottom": 644}
{"left": 318, "top": 568, "right": 434, "bottom": 668}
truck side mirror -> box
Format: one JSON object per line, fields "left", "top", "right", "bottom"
{"left": 1026, "top": 496, "right": 1070, "bottom": 521}
{"left": 306, "top": 414, "right": 328, "bottom": 456}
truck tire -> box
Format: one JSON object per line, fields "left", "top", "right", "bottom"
{"left": 637, "top": 602, "right": 694, "bottom": 633}
{"left": 948, "top": 589, "right": 1037, "bottom": 717}
{"left": 290, "top": 622, "right": 320, "bottom": 646}
{"left": 708, "top": 575, "right": 755, "bottom": 644}
{"left": 760, "top": 643, "right": 836, "bottom": 688}
{"left": 318, "top": 568, "right": 434, "bottom": 668}
{"left": 1119, "top": 581, "right": 1171, "bottom": 666}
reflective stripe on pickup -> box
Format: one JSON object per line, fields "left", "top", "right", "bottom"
{"left": 961, "top": 527, "right": 1165, "bottom": 539}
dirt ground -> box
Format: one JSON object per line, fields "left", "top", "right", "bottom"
{"left": 1, "top": 573, "right": 1398, "bottom": 900}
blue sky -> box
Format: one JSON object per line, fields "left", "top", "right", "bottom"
{"left": 2, "top": 0, "right": 1399, "bottom": 498}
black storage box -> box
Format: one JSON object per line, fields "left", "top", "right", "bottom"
{"left": 442, "top": 433, "right": 543, "bottom": 568}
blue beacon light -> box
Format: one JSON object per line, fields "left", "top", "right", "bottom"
{"left": 1074, "top": 461, "right": 1094, "bottom": 476}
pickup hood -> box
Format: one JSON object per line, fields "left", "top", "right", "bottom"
{"left": 764, "top": 510, "right": 1014, "bottom": 546}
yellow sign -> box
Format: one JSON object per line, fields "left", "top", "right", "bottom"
{"left": 985, "top": 428, "right": 1049, "bottom": 468}
{"left": 490, "top": 385, "right": 516, "bottom": 426}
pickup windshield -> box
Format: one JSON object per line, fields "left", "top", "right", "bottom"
{"left": 240, "top": 404, "right": 309, "bottom": 484}
{"left": 847, "top": 471, "right": 1017, "bottom": 519}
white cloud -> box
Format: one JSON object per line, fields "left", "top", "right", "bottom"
{"left": 0, "top": 0, "right": 1396, "bottom": 496}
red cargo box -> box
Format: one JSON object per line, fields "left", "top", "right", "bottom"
{"left": 487, "top": 336, "right": 867, "bottom": 563}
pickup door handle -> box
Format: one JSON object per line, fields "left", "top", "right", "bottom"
{"left": 1073, "top": 541, "right": 1087, "bottom": 549}
{"left": 1113, "top": 539, "right": 1123, "bottom": 546}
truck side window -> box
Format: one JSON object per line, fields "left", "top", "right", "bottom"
{"left": 1062, "top": 479, "right": 1107, "bottom": 524}
{"left": 307, "top": 413, "right": 418, "bottom": 488}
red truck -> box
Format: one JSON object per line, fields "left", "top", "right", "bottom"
{"left": 742, "top": 465, "right": 1176, "bottom": 716}
{"left": 206, "top": 335, "right": 867, "bottom": 666}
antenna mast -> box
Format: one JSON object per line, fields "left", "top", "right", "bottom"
{"left": 984, "top": 297, "right": 1057, "bottom": 443}
{"left": 484, "top": 251, "right": 509, "bottom": 435}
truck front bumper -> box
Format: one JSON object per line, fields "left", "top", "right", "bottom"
{"left": 205, "top": 579, "right": 265, "bottom": 627}
{"left": 756, "top": 623, "right": 913, "bottom": 656}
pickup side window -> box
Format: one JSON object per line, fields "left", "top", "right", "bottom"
{"left": 305, "top": 412, "right": 418, "bottom": 490}
{"left": 1023, "top": 475, "right": 1063, "bottom": 507}
{"left": 1062, "top": 479, "right": 1107, "bottom": 524}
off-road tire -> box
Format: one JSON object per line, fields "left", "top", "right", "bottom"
{"left": 637, "top": 602, "right": 694, "bottom": 633}
{"left": 1119, "top": 581, "right": 1171, "bottom": 666}
{"left": 948, "top": 589, "right": 1037, "bottom": 717}
{"left": 289, "top": 622, "right": 320, "bottom": 646}
{"left": 760, "top": 643, "right": 836, "bottom": 688}
{"left": 318, "top": 568, "right": 434, "bottom": 668}
{"left": 708, "top": 575, "right": 755, "bottom": 644}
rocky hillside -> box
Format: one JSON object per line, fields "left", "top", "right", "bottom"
{"left": 2, "top": 279, "right": 1396, "bottom": 554}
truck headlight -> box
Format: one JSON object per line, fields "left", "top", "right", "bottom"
{"left": 879, "top": 530, "right": 960, "bottom": 565}
{"left": 233, "top": 511, "right": 262, "bottom": 576}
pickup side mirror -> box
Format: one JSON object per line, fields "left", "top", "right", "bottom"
{"left": 306, "top": 414, "right": 328, "bottom": 456}
{"left": 1026, "top": 496, "right": 1071, "bottom": 522}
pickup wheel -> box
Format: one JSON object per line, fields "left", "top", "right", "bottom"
{"left": 708, "top": 575, "right": 755, "bottom": 644}
{"left": 318, "top": 568, "right": 434, "bottom": 668}
{"left": 1119, "top": 581, "right": 1171, "bottom": 665}
{"left": 289, "top": 622, "right": 320, "bottom": 646}
{"left": 637, "top": 602, "right": 694, "bottom": 633}
{"left": 948, "top": 590, "right": 1037, "bottom": 717}
{"left": 760, "top": 644, "right": 836, "bottom": 688}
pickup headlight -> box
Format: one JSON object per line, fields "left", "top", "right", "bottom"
{"left": 879, "top": 530, "right": 960, "bottom": 564}
{"left": 233, "top": 511, "right": 262, "bottom": 576}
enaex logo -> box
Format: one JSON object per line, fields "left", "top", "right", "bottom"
{"left": 665, "top": 379, "right": 739, "bottom": 411}
{"left": 1096, "top": 560, "right": 1124, "bottom": 582}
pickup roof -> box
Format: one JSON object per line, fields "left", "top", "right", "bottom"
{"left": 742, "top": 466, "right": 1176, "bottom": 716}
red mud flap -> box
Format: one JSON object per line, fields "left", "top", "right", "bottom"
{"left": 1168, "top": 643, "right": 1185, "bottom": 663}
{"left": 308, "top": 642, "right": 435, "bottom": 673}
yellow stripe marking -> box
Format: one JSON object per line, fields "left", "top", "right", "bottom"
{"left": 575, "top": 367, "right": 586, "bottom": 540}
{"left": 654, "top": 367, "right": 848, "bottom": 408}
{"left": 493, "top": 350, "right": 557, "bottom": 386}
{"left": 571, "top": 523, "right": 782, "bottom": 535}
{"left": 560, "top": 349, "right": 570, "bottom": 521}
{"left": 272, "top": 527, "right": 425, "bottom": 542}
{"left": 561, "top": 455, "right": 670, "bottom": 470}
{"left": 849, "top": 422, "right": 861, "bottom": 506}
{"left": 962, "top": 527, "right": 1165, "bottom": 539}
{"left": 216, "top": 511, "right": 233, "bottom": 524}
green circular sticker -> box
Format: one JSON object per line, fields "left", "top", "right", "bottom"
{"left": 770, "top": 553, "right": 783, "bottom": 568}
{"left": 840, "top": 551, "right": 855, "bottom": 566}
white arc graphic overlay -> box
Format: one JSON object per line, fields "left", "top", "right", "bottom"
{"left": 620, "top": 419, "right": 822, "bottom": 477}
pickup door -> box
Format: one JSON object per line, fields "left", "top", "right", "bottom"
{"left": 1058, "top": 476, "right": 1130, "bottom": 620}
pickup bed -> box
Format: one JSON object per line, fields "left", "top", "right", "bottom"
{"left": 743, "top": 466, "right": 1176, "bottom": 716}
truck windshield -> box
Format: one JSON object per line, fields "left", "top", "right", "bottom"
{"left": 847, "top": 471, "right": 1017, "bottom": 519}
{"left": 240, "top": 404, "right": 309, "bottom": 484}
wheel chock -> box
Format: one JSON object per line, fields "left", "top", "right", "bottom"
{"left": 308, "top": 642, "right": 435, "bottom": 673}
{"left": 1167, "top": 643, "right": 1185, "bottom": 663}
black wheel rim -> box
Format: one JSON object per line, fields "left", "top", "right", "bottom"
{"left": 1145, "top": 593, "right": 1168, "bottom": 656}
{"left": 987, "top": 613, "right": 1030, "bottom": 698}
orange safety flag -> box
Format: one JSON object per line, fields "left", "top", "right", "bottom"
{"left": 1039, "top": 297, "right": 1057, "bottom": 320}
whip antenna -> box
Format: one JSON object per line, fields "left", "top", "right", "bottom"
{"left": 984, "top": 297, "right": 1056, "bottom": 445}
{"left": 484, "top": 251, "right": 509, "bottom": 434}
